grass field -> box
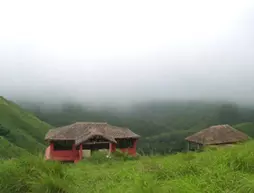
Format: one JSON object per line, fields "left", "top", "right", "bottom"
{"left": 1, "top": 140, "right": 254, "bottom": 193}
{"left": 1, "top": 96, "right": 254, "bottom": 192}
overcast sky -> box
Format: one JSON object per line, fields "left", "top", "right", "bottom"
{"left": 0, "top": 0, "right": 254, "bottom": 105}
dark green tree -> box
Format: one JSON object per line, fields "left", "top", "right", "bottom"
{"left": 0, "top": 124, "right": 10, "bottom": 136}
{"left": 218, "top": 103, "right": 240, "bottom": 125}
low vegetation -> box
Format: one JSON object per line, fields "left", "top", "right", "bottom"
{"left": 1, "top": 96, "right": 254, "bottom": 192}
{"left": 27, "top": 101, "right": 254, "bottom": 154}
{"left": 234, "top": 122, "right": 254, "bottom": 137}
{"left": 1, "top": 141, "right": 254, "bottom": 193}
{"left": 0, "top": 96, "right": 51, "bottom": 154}
{"left": 0, "top": 137, "right": 29, "bottom": 159}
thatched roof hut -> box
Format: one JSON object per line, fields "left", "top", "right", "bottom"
{"left": 45, "top": 122, "right": 140, "bottom": 145}
{"left": 185, "top": 124, "right": 249, "bottom": 146}
{"left": 44, "top": 122, "right": 140, "bottom": 162}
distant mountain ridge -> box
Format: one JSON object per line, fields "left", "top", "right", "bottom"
{"left": 0, "top": 96, "right": 52, "bottom": 158}
{"left": 1, "top": 96, "right": 254, "bottom": 157}
{"left": 23, "top": 99, "right": 254, "bottom": 154}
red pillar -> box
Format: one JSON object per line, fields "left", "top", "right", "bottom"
{"left": 125, "top": 139, "right": 138, "bottom": 156}
{"left": 132, "top": 139, "right": 137, "bottom": 155}
{"left": 110, "top": 143, "right": 116, "bottom": 153}
{"left": 50, "top": 142, "right": 54, "bottom": 154}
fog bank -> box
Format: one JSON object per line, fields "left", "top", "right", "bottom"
{"left": 1, "top": 0, "right": 254, "bottom": 106}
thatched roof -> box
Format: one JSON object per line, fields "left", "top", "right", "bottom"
{"left": 45, "top": 122, "right": 140, "bottom": 145}
{"left": 185, "top": 124, "right": 249, "bottom": 145}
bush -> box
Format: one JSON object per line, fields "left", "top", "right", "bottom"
{"left": 111, "top": 150, "right": 140, "bottom": 161}
{"left": 0, "top": 155, "right": 74, "bottom": 193}
{"left": 0, "top": 124, "right": 10, "bottom": 136}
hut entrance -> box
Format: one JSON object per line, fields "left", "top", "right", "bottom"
{"left": 80, "top": 135, "right": 111, "bottom": 156}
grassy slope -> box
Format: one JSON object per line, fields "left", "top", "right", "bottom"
{"left": 70, "top": 142, "right": 254, "bottom": 193}
{"left": 1, "top": 140, "right": 254, "bottom": 193}
{"left": 0, "top": 137, "right": 29, "bottom": 159}
{"left": 234, "top": 122, "right": 254, "bottom": 137}
{"left": 0, "top": 96, "right": 52, "bottom": 154}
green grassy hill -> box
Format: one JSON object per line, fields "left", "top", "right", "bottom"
{"left": 234, "top": 122, "right": 254, "bottom": 137}
{"left": 1, "top": 140, "right": 254, "bottom": 193}
{"left": 0, "top": 137, "right": 29, "bottom": 159}
{"left": 0, "top": 96, "right": 52, "bottom": 156}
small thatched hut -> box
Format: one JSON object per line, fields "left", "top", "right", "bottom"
{"left": 185, "top": 124, "right": 249, "bottom": 150}
{"left": 44, "top": 122, "right": 140, "bottom": 163}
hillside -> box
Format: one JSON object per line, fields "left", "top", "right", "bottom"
{"left": 25, "top": 101, "right": 254, "bottom": 154}
{"left": 1, "top": 140, "right": 254, "bottom": 193}
{"left": 234, "top": 122, "right": 254, "bottom": 137}
{"left": 0, "top": 137, "right": 29, "bottom": 159}
{"left": 0, "top": 96, "right": 52, "bottom": 155}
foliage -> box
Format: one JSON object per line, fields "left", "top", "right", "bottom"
{"left": 217, "top": 103, "right": 240, "bottom": 125}
{"left": 86, "top": 151, "right": 110, "bottom": 164}
{"left": 1, "top": 96, "right": 254, "bottom": 192}
{"left": 0, "top": 155, "right": 72, "bottom": 193}
{"left": 0, "top": 137, "right": 29, "bottom": 159}
{"left": 234, "top": 122, "right": 254, "bottom": 137}
{"left": 0, "top": 124, "right": 10, "bottom": 136}
{"left": 1, "top": 95, "right": 254, "bottom": 157}
{"left": 86, "top": 150, "right": 139, "bottom": 164}
{"left": 0, "top": 96, "right": 52, "bottom": 154}
{"left": 25, "top": 100, "right": 254, "bottom": 155}
{"left": 2, "top": 141, "right": 254, "bottom": 192}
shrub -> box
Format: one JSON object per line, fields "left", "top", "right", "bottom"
{"left": 111, "top": 150, "right": 140, "bottom": 161}
{"left": 87, "top": 150, "right": 110, "bottom": 164}
{"left": 0, "top": 124, "right": 10, "bottom": 136}
{"left": 0, "top": 155, "right": 74, "bottom": 193}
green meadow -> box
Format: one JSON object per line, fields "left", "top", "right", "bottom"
{"left": 1, "top": 140, "right": 254, "bottom": 193}
{"left": 1, "top": 96, "right": 254, "bottom": 193}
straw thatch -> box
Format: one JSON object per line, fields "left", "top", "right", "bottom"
{"left": 45, "top": 122, "right": 140, "bottom": 145}
{"left": 185, "top": 124, "right": 249, "bottom": 145}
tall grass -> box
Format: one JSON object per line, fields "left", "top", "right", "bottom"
{"left": 0, "top": 154, "right": 72, "bottom": 193}
{"left": 2, "top": 141, "right": 254, "bottom": 192}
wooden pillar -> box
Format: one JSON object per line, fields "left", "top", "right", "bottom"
{"left": 187, "top": 141, "right": 190, "bottom": 151}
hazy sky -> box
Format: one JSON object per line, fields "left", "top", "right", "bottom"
{"left": 0, "top": 0, "right": 254, "bottom": 104}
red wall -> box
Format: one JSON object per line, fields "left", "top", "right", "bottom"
{"left": 45, "top": 138, "right": 138, "bottom": 163}
{"left": 109, "top": 143, "right": 116, "bottom": 152}
{"left": 120, "top": 139, "right": 137, "bottom": 155}
{"left": 110, "top": 139, "right": 138, "bottom": 156}
{"left": 46, "top": 142, "right": 82, "bottom": 162}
